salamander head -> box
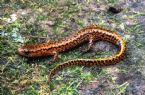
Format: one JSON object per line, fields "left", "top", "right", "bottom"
{"left": 17, "top": 43, "right": 56, "bottom": 57}
{"left": 17, "top": 46, "right": 30, "bottom": 57}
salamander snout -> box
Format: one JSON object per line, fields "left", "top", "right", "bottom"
{"left": 17, "top": 47, "right": 29, "bottom": 57}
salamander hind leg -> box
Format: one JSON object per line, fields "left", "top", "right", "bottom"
{"left": 81, "top": 35, "right": 95, "bottom": 53}
{"left": 46, "top": 39, "right": 55, "bottom": 44}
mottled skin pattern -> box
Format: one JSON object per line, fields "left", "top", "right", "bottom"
{"left": 18, "top": 24, "right": 126, "bottom": 84}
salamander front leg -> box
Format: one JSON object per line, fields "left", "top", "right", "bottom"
{"left": 53, "top": 52, "right": 59, "bottom": 61}
{"left": 49, "top": 51, "right": 59, "bottom": 62}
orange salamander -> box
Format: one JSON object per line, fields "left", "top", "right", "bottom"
{"left": 18, "top": 24, "right": 126, "bottom": 82}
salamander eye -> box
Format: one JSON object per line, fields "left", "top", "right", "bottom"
{"left": 23, "top": 49, "right": 30, "bottom": 55}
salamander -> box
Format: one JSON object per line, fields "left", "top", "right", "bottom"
{"left": 17, "top": 24, "right": 126, "bottom": 83}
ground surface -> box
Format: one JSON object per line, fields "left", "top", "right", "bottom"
{"left": 0, "top": 0, "right": 145, "bottom": 95}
